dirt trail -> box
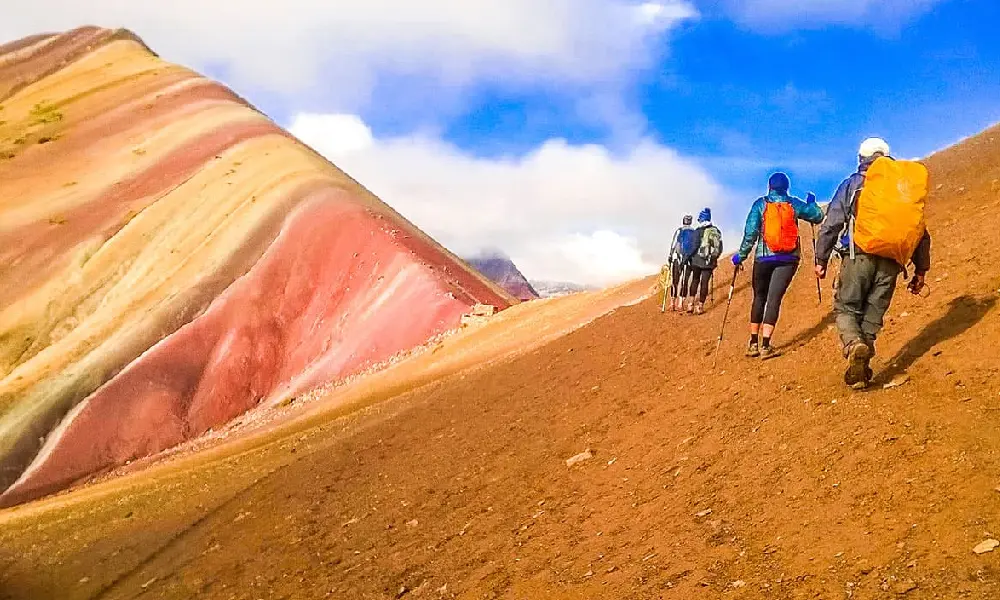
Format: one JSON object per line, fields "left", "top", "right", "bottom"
{"left": 1, "top": 128, "right": 1000, "bottom": 599}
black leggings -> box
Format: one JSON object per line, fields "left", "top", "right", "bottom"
{"left": 685, "top": 266, "right": 713, "bottom": 303}
{"left": 751, "top": 262, "right": 797, "bottom": 326}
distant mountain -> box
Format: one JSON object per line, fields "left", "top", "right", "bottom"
{"left": 466, "top": 252, "right": 540, "bottom": 301}
{"left": 530, "top": 280, "right": 597, "bottom": 298}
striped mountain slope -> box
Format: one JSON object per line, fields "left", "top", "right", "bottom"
{"left": 0, "top": 26, "right": 513, "bottom": 507}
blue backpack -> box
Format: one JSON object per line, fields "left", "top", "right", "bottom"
{"left": 676, "top": 228, "right": 699, "bottom": 261}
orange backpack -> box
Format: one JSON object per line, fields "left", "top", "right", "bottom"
{"left": 853, "top": 157, "right": 929, "bottom": 266}
{"left": 762, "top": 201, "right": 799, "bottom": 253}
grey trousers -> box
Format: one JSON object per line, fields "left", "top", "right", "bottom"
{"left": 833, "top": 253, "right": 901, "bottom": 351}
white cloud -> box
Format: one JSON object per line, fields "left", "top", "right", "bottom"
{"left": 290, "top": 113, "right": 726, "bottom": 287}
{"left": 527, "top": 231, "right": 660, "bottom": 285}
{"left": 725, "top": 0, "right": 947, "bottom": 30}
{"left": 0, "top": 1, "right": 697, "bottom": 110}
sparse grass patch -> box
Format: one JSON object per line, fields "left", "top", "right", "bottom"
{"left": 29, "top": 101, "right": 63, "bottom": 125}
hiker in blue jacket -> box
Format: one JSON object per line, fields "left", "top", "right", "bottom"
{"left": 667, "top": 214, "right": 698, "bottom": 311}
{"left": 732, "top": 172, "right": 824, "bottom": 359}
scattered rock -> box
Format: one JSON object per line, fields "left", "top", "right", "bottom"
{"left": 584, "top": 570, "right": 594, "bottom": 578}
{"left": 566, "top": 450, "right": 594, "bottom": 467}
{"left": 731, "top": 580, "right": 746, "bottom": 588}
{"left": 396, "top": 585, "right": 410, "bottom": 598}
{"left": 78, "top": 577, "right": 90, "bottom": 584}
{"left": 883, "top": 375, "right": 911, "bottom": 390}
{"left": 406, "top": 519, "right": 419, "bottom": 528}
{"left": 973, "top": 539, "right": 999, "bottom": 554}
{"left": 893, "top": 580, "right": 917, "bottom": 594}
{"left": 900, "top": 311, "right": 910, "bottom": 318}
{"left": 695, "top": 508, "right": 713, "bottom": 518}
{"left": 606, "top": 565, "right": 618, "bottom": 573}
{"left": 437, "top": 584, "right": 448, "bottom": 595}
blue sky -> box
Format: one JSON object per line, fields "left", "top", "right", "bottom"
{"left": 4, "top": 0, "right": 999, "bottom": 284}
{"left": 433, "top": 0, "right": 1000, "bottom": 214}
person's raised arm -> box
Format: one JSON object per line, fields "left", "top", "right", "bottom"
{"left": 815, "top": 179, "right": 852, "bottom": 269}
{"left": 735, "top": 200, "right": 762, "bottom": 264}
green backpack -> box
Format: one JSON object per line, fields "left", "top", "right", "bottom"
{"left": 697, "top": 226, "right": 723, "bottom": 263}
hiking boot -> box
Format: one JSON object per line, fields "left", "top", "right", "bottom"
{"left": 844, "top": 341, "right": 873, "bottom": 388}
{"left": 745, "top": 341, "right": 760, "bottom": 358}
{"left": 693, "top": 302, "right": 704, "bottom": 315}
{"left": 669, "top": 298, "right": 678, "bottom": 312}
{"left": 760, "top": 345, "right": 780, "bottom": 361}
{"left": 685, "top": 299, "right": 695, "bottom": 314}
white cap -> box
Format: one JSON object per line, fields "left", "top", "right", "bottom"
{"left": 859, "top": 137, "right": 890, "bottom": 159}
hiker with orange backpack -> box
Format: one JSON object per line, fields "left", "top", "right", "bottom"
{"left": 732, "top": 172, "right": 824, "bottom": 359}
{"left": 814, "top": 138, "right": 931, "bottom": 389}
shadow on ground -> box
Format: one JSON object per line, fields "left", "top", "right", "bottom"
{"left": 780, "top": 310, "right": 836, "bottom": 351}
{"left": 877, "top": 294, "right": 998, "bottom": 384}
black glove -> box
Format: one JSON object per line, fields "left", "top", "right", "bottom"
{"left": 907, "top": 273, "right": 926, "bottom": 295}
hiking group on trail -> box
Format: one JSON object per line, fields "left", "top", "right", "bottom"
{"left": 666, "top": 137, "right": 932, "bottom": 389}
{"left": 666, "top": 209, "right": 724, "bottom": 315}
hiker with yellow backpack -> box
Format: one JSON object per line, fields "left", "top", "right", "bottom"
{"left": 814, "top": 138, "right": 932, "bottom": 389}
{"left": 733, "top": 172, "right": 824, "bottom": 359}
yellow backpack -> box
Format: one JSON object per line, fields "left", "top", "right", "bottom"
{"left": 853, "top": 157, "right": 929, "bottom": 266}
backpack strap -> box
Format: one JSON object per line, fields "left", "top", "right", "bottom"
{"left": 847, "top": 175, "right": 865, "bottom": 261}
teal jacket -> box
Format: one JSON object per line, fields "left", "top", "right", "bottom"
{"left": 737, "top": 190, "right": 824, "bottom": 264}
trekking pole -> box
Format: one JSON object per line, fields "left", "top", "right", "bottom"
{"left": 712, "top": 265, "right": 741, "bottom": 370}
{"left": 659, "top": 263, "right": 670, "bottom": 313}
{"left": 810, "top": 224, "right": 823, "bottom": 304}
{"left": 710, "top": 272, "right": 716, "bottom": 306}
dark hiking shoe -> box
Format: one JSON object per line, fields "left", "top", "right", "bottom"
{"left": 760, "top": 345, "right": 780, "bottom": 361}
{"left": 844, "top": 342, "right": 873, "bottom": 388}
{"left": 746, "top": 341, "right": 760, "bottom": 358}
